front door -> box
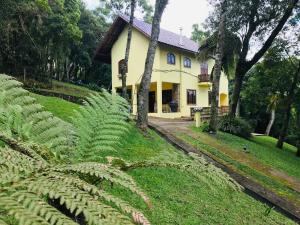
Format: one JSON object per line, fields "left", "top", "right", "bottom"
{"left": 148, "top": 91, "right": 156, "bottom": 113}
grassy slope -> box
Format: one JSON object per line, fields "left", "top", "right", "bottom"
{"left": 36, "top": 80, "right": 96, "bottom": 98}
{"left": 217, "top": 132, "right": 299, "bottom": 179}
{"left": 178, "top": 127, "right": 300, "bottom": 206}
{"left": 33, "top": 93, "right": 296, "bottom": 225}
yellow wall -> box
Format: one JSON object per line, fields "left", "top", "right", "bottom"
{"left": 111, "top": 24, "right": 229, "bottom": 118}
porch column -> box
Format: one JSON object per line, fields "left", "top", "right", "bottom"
{"left": 112, "top": 87, "right": 117, "bottom": 94}
{"left": 132, "top": 84, "right": 137, "bottom": 115}
{"left": 157, "top": 81, "right": 162, "bottom": 116}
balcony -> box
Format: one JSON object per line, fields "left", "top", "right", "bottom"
{"left": 198, "top": 74, "right": 211, "bottom": 87}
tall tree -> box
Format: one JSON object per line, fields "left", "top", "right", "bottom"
{"left": 276, "top": 60, "right": 300, "bottom": 148}
{"left": 209, "top": 0, "right": 227, "bottom": 132}
{"left": 136, "top": 0, "right": 168, "bottom": 131}
{"left": 121, "top": 0, "right": 136, "bottom": 99}
{"left": 206, "top": 0, "right": 299, "bottom": 117}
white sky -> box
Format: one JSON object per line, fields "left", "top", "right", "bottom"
{"left": 83, "top": 0, "right": 212, "bottom": 38}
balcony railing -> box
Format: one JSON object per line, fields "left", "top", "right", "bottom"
{"left": 198, "top": 74, "right": 210, "bottom": 83}
{"left": 190, "top": 106, "right": 229, "bottom": 119}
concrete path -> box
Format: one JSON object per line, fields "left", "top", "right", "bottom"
{"left": 148, "top": 117, "right": 300, "bottom": 222}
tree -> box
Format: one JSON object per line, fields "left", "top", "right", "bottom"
{"left": 99, "top": 0, "right": 153, "bottom": 21}
{"left": 136, "top": 0, "right": 168, "bottom": 131}
{"left": 121, "top": 0, "right": 136, "bottom": 99}
{"left": 206, "top": 0, "right": 299, "bottom": 117}
{"left": 191, "top": 24, "right": 210, "bottom": 44}
{"left": 265, "top": 93, "right": 279, "bottom": 136}
{"left": 209, "top": 0, "right": 227, "bottom": 133}
{"left": 276, "top": 60, "right": 300, "bottom": 148}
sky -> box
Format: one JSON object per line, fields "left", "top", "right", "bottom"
{"left": 83, "top": 0, "right": 212, "bottom": 38}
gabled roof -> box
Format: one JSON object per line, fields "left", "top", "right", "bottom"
{"left": 95, "top": 14, "right": 199, "bottom": 63}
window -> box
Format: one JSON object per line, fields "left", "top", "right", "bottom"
{"left": 167, "top": 52, "right": 176, "bottom": 65}
{"left": 208, "top": 91, "right": 212, "bottom": 105}
{"left": 187, "top": 89, "right": 196, "bottom": 105}
{"left": 201, "top": 63, "right": 208, "bottom": 74}
{"left": 118, "top": 59, "right": 127, "bottom": 75}
{"left": 184, "top": 57, "right": 191, "bottom": 68}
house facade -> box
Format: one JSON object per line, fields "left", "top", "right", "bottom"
{"left": 96, "top": 14, "right": 229, "bottom": 119}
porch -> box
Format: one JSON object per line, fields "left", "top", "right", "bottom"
{"left": 116, "top": 82, "right": 181, "bottom": 119}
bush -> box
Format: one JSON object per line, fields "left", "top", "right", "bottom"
{"left": 85, "top": 82, "right": 101, "bottom": 91}
{"left": 218, "top": 115, "right": 253, "bottom": 139}
{"left": 199, "top": 121, "right": 210, "bottom": 132}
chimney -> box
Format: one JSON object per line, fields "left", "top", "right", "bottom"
{"left": 179, "top": 27, "right": 183, "bottom": 46}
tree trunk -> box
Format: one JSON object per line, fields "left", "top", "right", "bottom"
{"left": 229, "top": 66, "right": 246, "bottom": 117}
{"left": 277, "top": 61, "right": 300, "bottom": 149}
{"left": 296, "top": 142, "right": 300, "bottom": 157}
{"left": 136, "top": 0, "right": 168, "bottom": 131}
{"left": 265, "top": 109, "right": 275, "bottom": 136}
{"left": 209, "top": 0, "right": 226, "bottom": 132}
{"left": 121, "top": 0, "right": 136, "bottom": 100}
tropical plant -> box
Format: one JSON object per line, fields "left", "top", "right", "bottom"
{"left": 219, "top": 115, "right": 252, "bottom": 139}
{"left": 0, "top": 74, "right": 150, "bottom": 224}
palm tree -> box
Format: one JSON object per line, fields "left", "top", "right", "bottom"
{"left": 265, "top": 93, "right": 279, "bottom": 136}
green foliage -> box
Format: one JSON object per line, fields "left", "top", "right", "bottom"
{"left": 198, "top": 121, "right": 210, "bottom": 132}
{"left": 72, "top": 91, "right": 130, "bottom": 160}
{"left": 241, "top": 44, "right": 299, "bottom": 137}
{"left": 0, "top": 74, "right": 150, "bottom": 225}
{"left": 191, "top": 24, "right": 210, "bottom": 44}
{"left": 218, "top": 115, "right": 252, "bottom": 139}
{"left": 0, "top": 74, "right": 72, "bottom": 154}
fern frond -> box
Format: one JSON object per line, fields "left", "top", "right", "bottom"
{"left": 12, "top": 191, "right": 77, "bottom": 225}
{"left": 61, "top": 175, "right": 151, "bottom": 225}
{"left": 54, "top": 162, "right": 150, "bottom": 205}
{"left": 72, "top": 91, "right": 129, "bottom": 159}
{"left": 25, "top": 176, "right": 134, "bottom": 225}
{"left": 0, "top": 193, "right": 50, "bottom": 225}
{"left": 0, "top": 74, "right": 73, "bottom": 154}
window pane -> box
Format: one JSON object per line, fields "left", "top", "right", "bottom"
{"left": 187, "top": 89, "right": 196, "bottom": 104}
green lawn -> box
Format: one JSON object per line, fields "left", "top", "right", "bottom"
{"left": 177, "top": 127, "right": 300, "bottom": 207}
{"left": 31, "top": 93, "right": 80, "bottom": 122}
{"left": 218, "top": 132, "right": 299, "bottom": 179}
{"left": 33, "top": 80, "right": 96, "bottom": 98}
{"left": 32, "top": 93, "right": 297, "bottom": 225}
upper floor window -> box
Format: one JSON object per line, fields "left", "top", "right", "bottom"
{"left": 201, "top": 63, "right": 208, "bottom": 75}
{"left": 183, "top": 57, "right": 191, "bottom": 68}
{"left": 118, "top": 59, "right": 127, "bottom": 75}
{"left": 167, "top": 52, "right": 176, "bottom": 65}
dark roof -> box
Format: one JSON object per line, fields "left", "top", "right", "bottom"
{"left": 95, "top": 14, "right": 199, "bottom": 63}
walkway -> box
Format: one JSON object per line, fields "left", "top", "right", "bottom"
{"left": 148, "top": 117, "right": 300, "bottom": 222}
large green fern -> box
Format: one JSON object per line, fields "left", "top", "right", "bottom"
{"left": 0, "top": 74, "right": 150, "bottom": 225}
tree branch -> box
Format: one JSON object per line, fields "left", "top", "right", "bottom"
{"left": 248, "top": 0, "right": 299, "bottom": 67}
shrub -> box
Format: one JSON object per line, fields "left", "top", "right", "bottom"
{"left": 218, "top": 115, "right": 253, "bottom": 139}
{"left": 199, "top": 121, "right": 210, "bottom": 132}
{"left": 85, "top": 83, "right": 101, "bottom": 92}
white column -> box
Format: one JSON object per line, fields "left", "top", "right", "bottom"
{"left": 132, "top": 85, "right": 137, "bottom": 115}
{"left": 157, "top": 81, "right": 162, "bottom": 116}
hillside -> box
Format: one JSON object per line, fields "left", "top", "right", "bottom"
{"left": 33, "top": 93, "right": 296, "bottom": 225}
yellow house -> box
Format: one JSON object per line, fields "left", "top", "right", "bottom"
{"left": 96, "top": 14, "right": 229, "bottom": 119}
